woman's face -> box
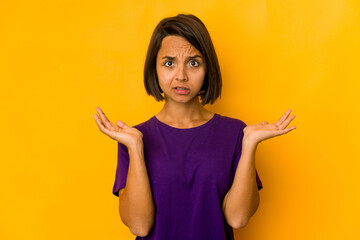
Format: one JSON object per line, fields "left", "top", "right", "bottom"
{"left": 156, "top": 35, "right": 206, "bottom": 105}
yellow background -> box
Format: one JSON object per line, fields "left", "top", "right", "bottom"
{"left": 1, "top": 0, "right": 359, "bottom": 239}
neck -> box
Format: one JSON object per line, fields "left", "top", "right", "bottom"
{"left": 156, "top": 97, "right": 213, "bottom": 127}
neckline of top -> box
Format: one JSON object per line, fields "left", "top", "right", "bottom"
{"left": 152, "top": 113, "right": 219, "bottom": 131}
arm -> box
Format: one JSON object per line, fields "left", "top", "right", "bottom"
{"left": 222, "top": 138, "right": 259, "bottom": 229}
{"left": 118, "top": 141, "right": 155, "bottom": 237}
{"left": 93, "top": 107, "right": 155, "bottom": 237}
{"left": 222, "top": 109, "right": 296, "bottom": 229}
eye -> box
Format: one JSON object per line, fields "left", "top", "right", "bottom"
{"left": 190, "top": 60, "right": 199, "bottom": 67}
{"left": 164, "top": 61, "right": 173, "bottom": 67}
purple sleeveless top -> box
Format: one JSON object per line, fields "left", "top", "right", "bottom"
{"left": 113, "top": 113, "right": 263, "bottom": 239}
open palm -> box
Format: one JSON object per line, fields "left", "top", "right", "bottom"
{"left": 243, "top": 109, "right": 296, "bottom": 144}
{"left": 93, "top": 107, "right": 143, "bottom": 148}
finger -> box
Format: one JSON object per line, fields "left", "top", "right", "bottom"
{"left": 116, "top": 120, "right": 127, "bottom": 129}
{"left": 275, "top": 109, "right": 292, "bottom": 127}
{"left": 94, "top": 114, "right": 117, "bottom": 139}
{"left": 94, "top": 113, "right": 107, "bottom": 132}
{"left": 96, "top": 107, "right": 115, "bottom": 129}
{"left": 278, "top": 115, "right": 296, "bottom": 130}
{"left": 260, "top": 121, "right": 268, "bottom": 126}
{"left": 276, "top": 125, "right": 296, "bottom": 136}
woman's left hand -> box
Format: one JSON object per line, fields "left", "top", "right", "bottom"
{"left": 243, "top": 109, "right": 296, "bottom": 145}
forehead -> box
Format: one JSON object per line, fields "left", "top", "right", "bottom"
{"left": 157, "top": 35, "right": 201, "bottom": 56}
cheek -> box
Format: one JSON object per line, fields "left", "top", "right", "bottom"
{"left": 193, "top": 69, "right": 206, "bottom": 86}
{"left": 157, "top": 68, "right": 173, "bottom": 84}
{"left": 156, "top": 68, "right": 171, "bottom": 91}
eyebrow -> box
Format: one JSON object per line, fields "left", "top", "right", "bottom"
{"left": 161, "top": 55, "right": 202, "bottom": 60}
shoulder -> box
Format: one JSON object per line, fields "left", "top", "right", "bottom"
{"left": 216, "top": 114, "right": 247, "bottom": 129}
{"left": 131, "top": 116, "right": 157, "bottom": 132}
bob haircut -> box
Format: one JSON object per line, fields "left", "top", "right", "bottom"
{"left": 144, "top": 14, "right": 222, "bottom": 105}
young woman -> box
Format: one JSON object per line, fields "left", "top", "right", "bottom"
{"left": 94, "top": 14, "right": 296, "bottom": 240}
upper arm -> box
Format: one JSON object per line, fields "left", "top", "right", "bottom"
{"left": 118, "top": 188, "right": 126, "bottom": 208}
{"left": 119, "top": 188, "right": 125, "bottom": 197}
{"left": 118, "top": 188, "right": 128, "bottom": 224}
{"left": 113, "top": 142, "right": 130, "bottom": 197}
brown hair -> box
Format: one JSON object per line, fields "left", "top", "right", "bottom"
{"left": 144, "top": 13, "right": 222, "bottom": 105}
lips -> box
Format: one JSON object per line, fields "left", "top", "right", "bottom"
{"left": 173, "top": 86, "right": 189, "bottom": 90}
{"left": 173, "top": 86, "right": 190, "bottom": 95}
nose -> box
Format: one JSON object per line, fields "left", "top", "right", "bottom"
{"left": 175, "top": 63, "right": 188, "bottom": 81}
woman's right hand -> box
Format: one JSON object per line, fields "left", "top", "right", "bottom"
{"left": 93, "top": 107, "right": 143, "bottom": 149}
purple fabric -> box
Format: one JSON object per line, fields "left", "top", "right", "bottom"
{"left": 113, "top": 113, "right": 263, "bottom": 240}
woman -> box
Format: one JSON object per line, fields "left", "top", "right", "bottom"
{"left": 94, "top": 14, "right": 296, "bottom": 240}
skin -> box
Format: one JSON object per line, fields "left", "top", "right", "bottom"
{"left": 155, "top": 35, "right": 214, "bottom": 127}
{"left": 94, "top": 107, "right": 153, "bottom": 237}
{"left": 222, "top": 109, "right": 296, "bottom": 229}
{"left": 93, "top": 35, "right": 296, "bottom": 234}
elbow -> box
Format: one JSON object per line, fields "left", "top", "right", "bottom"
{"left": 223, "top": 206, "right": 251, "bottom": 229}
{"left": 122, "top": 217, "right": 154, "bottom": 237}
{"left": 122, "top": 214, "right": 154, "bottom": 237}
{"left": 129, "top": 224, "right": 153, "bottom": 237}
{"left": 119, "top": 213, "right": 154, "bottom": 237}
{"left": 118, "top": 201, "right": 155, "bottom": 236}
{"left": 229, "top": 217, "right": 249, "bottom": 230}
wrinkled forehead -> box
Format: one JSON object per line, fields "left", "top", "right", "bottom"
{"left": 157, "top": 35, "right": 202, "bottom": 57}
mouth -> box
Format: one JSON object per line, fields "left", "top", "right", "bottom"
{"left": 173, "top": 86, "right": 190, "bottom": 95}
{"left": 173, "top": 87, "right": 189, "bottom": 90}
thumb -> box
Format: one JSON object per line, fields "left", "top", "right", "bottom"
{"left": 116, "top": 120, "right": 127, "bottom": 129}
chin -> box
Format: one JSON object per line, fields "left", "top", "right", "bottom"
{"left": 164, "top": 93, "right": 200, "bottom": 104}
{"left": 175, "top": 96, "right": 200, "bottom": 104}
